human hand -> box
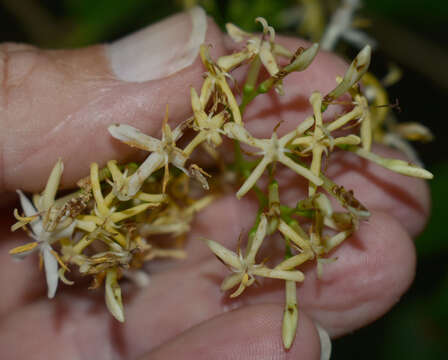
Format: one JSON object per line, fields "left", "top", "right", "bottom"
{"left": 0, "top": 8, "right": 430, "bottom": 359}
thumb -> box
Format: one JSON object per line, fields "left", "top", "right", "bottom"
{"left": 0, "top": 7, "right": 225, "bottom": 193}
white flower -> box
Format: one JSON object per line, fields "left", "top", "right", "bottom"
{"left": 321, "top": 0, "right": 376, "bottom": 51}
{"left": 10, "top": 160, "right": 75, "bottom": 298}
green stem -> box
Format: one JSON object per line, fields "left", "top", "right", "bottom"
{"left": 240, "top": 56, "right": 262, "bottom": 113}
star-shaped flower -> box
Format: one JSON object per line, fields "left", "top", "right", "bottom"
{"left": 291, "top": 91, "right": 362, "bottom": 194}
{"left": 198, "top": 45, "right": 242, "bottom": 124}
{"left": 320, "top": 0, "right": 376, "bottom": 51}
{"left": 183, "top": 87, "right": 228, "bottom": 156}
{"left": 108, "top": 112, "right": 188, "bottom": 200}
{"left": 224, "top": 121, "right": 323, "bottom": 198}
{"left": 74, "top": 162, "right": 156, "bottom": 253}
{"left": 10, "top": 159, "right": 75, "bottom": 298}
{"left": 219, "top": 18, "right": 293, "bottom": 83}
{"left": 203, "top": 214, "right": 305, "bottom": 298}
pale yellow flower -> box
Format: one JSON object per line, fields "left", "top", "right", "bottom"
{"left": 108, "top": 113, "right": 188, "bottom": 199}
{"left": 224, "top": 121, "right": 323, "bottom": 198}
{"left": 203, "top": 214, "right": 305, "bottom": 298}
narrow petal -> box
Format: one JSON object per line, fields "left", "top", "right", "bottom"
{"left": 236, "top": 156, "right": 271, "bottom": 199}
{"left": 105, "top": 268, "right": 125, "bottom": 322}
{"left": 16, "top": 190, "right": 42, "bottom": 235}
{"left": 108, "top": 124, "right": 160, "bottom": 152}
{"left": 218, "top": 78, "right": 242, "bottom": 125}
{"left": 278, "top": 220, "right": 310, "bottom": 251}
{"left": 332, "top": 134, "right": 361, "bottom": 146}
{"left": 221, "top": 273, "right": 243, "bottom": 291}
{"left": 273, "top": 43, "right": 293, "bottom": 58}
{"left": 252, "top": 267, "right": 305, "bottom": 282}
{"left": 190, "top": 87, "right": 208, "bottom": 127}
{"left": 17, "top": 190, "right": 37, "bottom": 218}
{"left": 41, "top": 159, "right": 64, "bottom": 211}
{"left": 225, "top": 23, "right": 251, "bottom": 42}
{"left": 201, "top": 238, "right": 241, "bottom": 270}
{"left": 217, "top": 51, "right": 250, "bottom": 72}
{"left": 223, "top": 123, "right": 258, "bottom": 147}
{"left": 41, "top": 243, "right": 59, "bottom": 299}
{"left": 276, "top": 252, "right": 313, "bottom": 271}
{"left": 245, "top": 214, "right": 267, "bottom": 265}
{"left": 110, "top": 203, "right": 152, "bottom": 223}
{"left": 54, "top": 220, "right": 76, "bottom": 240}
{"left": 315, "top": 322, "right": 332, "bottom": 360}
{"left": 353, "top": 147, "right": 433, "bottom": 179}
{"left": 281, "top": 116, "right": 315, "bottom": 146}
{"left": 325, "top": 106, "right": 362, "bottom": 132}
{"left": 127, "top": 152, "right": 165, "bottom": 197}
{"left": 278, "top": 154, "right": 323, "bottom": 186}
{"left": 259, "top": 41, "right": 279, "bottom": 77}
{"left": 324, "top": 230, "right": 352, "bottom": 252}
{"left": 135, "top": 192, "right": 167, "bottom": 203}
{"left": 90, "top": 163, "right": 109, "bottom": 217}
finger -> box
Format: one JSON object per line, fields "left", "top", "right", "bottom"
{"left": 0, "top": 223, "right": 45, "bottom": 316}
{"left": 0, "top": 210, "right": 411, "bottom": 358}
{"left": 325, "top": 144, "right": 430, "bottom": 236}
{"left": 298, "top": 210, "right": 415, "bottom": 337}
{"left": 0, "top": 145, "right": 424, "bottom": 317}
{"left": 161, "top": 209, "right": 415, "bottom": 339}
{"left": 147, "top": 211, "right": 415, "bottom": 339}
{"left": 0, "top": 7, "right": 226, "bottom": 193}
{"left": 144, "top": 304, "right": 320, "bottom": 360}
{"left": 0, "top": 297, "right": 320, "bottom": 360}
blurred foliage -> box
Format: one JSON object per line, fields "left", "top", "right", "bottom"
{"left": 416, "top": 163, "right": 448, "bottom": 257}
{"left": 0, "top": 0, "right": 447, "bottom": 358}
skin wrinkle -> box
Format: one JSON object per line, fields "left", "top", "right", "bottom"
{"left": 6, "top": 82, "right": 118, "bottom": 173}
{"left": 0, "top": 45, "right": 10, "bottom": 191}
{"left": 0, "top": 18, "right": 225, "bottom": 193}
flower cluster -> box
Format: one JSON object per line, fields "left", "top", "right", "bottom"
{"left": 9, "top": 14, "right": 432, "bottom": 351}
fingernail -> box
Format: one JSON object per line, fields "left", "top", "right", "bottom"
{"left": 106, "top": 6, "right": 207, "bottom": 82}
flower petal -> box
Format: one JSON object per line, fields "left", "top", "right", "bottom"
{"left": 201, "top": 238, "right": 241, "bottom": 270}
{"left": 105, "top": 268, "right": 125, "bottom": 322}
{"left": 326, "top": 45, "right": 371, "bottom": 101}
{"left": 40, "top": 158, "right": 64, "bottom": 211}
{"left": 245, "top": 214, "right": 267, "bottom": 265}
{"left": 16, "top": 190, "right": 42, "bottom": 235}
{"left": 41, "top": 243, "right": 59, "bottom": 299}
{"left": 225, "top": 23, "right": 251, "bottom": 42}
{"left": 108, "top": 124, "right": 160, "bottom": 152}
{"left": 315, "top": 322, "right": 332, "bottom": 360}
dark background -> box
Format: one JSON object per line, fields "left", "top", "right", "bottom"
{"left": 1, "top": 0, "right": 447, "bottom": 358}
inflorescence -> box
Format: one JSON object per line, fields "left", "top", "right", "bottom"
{"left": 9, "top": 14, "right": 433, "bottom": 350}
